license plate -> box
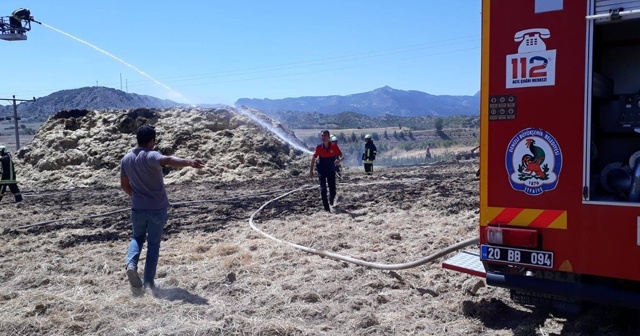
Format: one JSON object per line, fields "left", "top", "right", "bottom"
{"left": 481, "top": 245, "right": 554, "bottom": 268}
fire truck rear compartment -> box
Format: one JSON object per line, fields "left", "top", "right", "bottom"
{"left": 589, "top": 18, "right": 640, "bottom": 202}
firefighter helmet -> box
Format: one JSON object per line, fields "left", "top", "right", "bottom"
{"left": 364, "top": 134, "right": 372, "bottom": 139}
{"left": 0, "top": 145, "right": 6, "bottom": 154}
{"left": 330, "top": 135, "right": 337, "bottom": 142}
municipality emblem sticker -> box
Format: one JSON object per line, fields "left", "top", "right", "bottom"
{"left": 505, "top": 128, "right": 562, "bottom": 196}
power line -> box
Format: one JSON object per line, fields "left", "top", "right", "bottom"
{"left": 1, "top": 35, "right": 480, "bottom": 97}
{"left": 134, "top": 35, "right": 481, "bottom": 83}
{"left": 144, "top": 38, "right": 481, "bottom": 85}
{"left": 171, "top": 46, "right": 481, "bottom": 88}
{"left": 121, "top": 39, "right": 479, "bottom": 89}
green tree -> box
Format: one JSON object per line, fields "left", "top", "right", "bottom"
{"left": 399, "top": 131, "right": 406, "bottom": 140}
{"left": 339, "top": 132, "right": 347, "bottom": 143}
{"left": 435, "top": 118, "right": 444, "bottom": 132}
{"left": 408, "top": 130, "right": 414, "bottom": 140}
{"left": 372, "top": 132, "right": 380, "bottom": 140}
{"left": 351, "top": 132, "right": 357, "bottom": 142}
{"left": 393, "top": 130, "right": 398, "bottom": 139}
{"left": 383, "top": 130, "right": 389, "bottom": 139}
{"left": 360, "top": 133, "right": 365, "bottom": 140}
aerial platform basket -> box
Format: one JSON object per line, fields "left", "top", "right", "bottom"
{"left": 0, "top": 16, "right": 31, "bottom": 41}
{"left": 0, "top": 33, "right": 27, "bottom": 41}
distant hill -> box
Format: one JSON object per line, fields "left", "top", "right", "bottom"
{"left": 236, "top": 86, "right": 480, "bottom": 117}
{"left": 0, "top": 87, "right": 183, "bottom": 122}
{"left": 273, "top": 110, "right": 479, "bottom": 130}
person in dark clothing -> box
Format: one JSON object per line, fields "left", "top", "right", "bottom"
{"left": 362, "top": 134, "right": 377, "bottom": 175}
{"left": 0, "top": 146, "right": 22, "bottom": 203}
{"left": 329, "top": 135, "right": 344, "bottom": 178}
{"left": 9, "top": 8, "right": 31, "bottom": 34}
{"left": 310, "top": 130, "right": 343, "bottom": 212}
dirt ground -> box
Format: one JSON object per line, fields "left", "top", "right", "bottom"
{"left": 2, "top": 161, "right": 640, "bottom": 335}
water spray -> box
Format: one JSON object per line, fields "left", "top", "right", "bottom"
{"left": 41, "top": 23, "right": 193, "bottom": 106}
{"left": 42, "top": 23, "right": 313, "bottom": 155}
{"left": 233, "top": 106, "right": 313, "bottom": 154}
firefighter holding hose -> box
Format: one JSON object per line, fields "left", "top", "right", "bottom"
{"left": 9, "top": 8, "right": 33, "bottom": 34}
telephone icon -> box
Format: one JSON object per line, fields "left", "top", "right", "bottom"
{"left": 514, "top": 28, "right": 550, "bottom": 53}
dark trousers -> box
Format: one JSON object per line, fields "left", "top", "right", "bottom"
{"left": 0, "top": 182, "right": 22, "bottom": 202}
{"left": 364, "top": 163, "right": 373, "bottom": 174}
{"left": 318, "top": 172, "right": 336, "bottom": 211}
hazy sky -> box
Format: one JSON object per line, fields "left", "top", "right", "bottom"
{"left": 1, "top": 1, "right": 481, "bottom": 105}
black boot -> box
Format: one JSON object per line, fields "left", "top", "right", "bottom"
{"left": 15, "top": 194, "right": 22, "bottom": 202}
{"left": 322, "top": 200, "right": 331, "bottom": 212}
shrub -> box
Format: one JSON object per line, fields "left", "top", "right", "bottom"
{"left": 435, "top": 118, "right": 444, "bottom": 131}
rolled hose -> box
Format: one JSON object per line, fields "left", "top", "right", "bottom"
{"left": 249, "top": 185, "right": 479, "bottom": 270}
{"left": 629, "top": 157, "right": 640, "bottom": 202}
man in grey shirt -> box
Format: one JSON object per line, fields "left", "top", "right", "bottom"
{"left": 120, "top": 124, "right": 204, "bottom": 290}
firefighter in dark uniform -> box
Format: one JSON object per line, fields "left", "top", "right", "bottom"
{"left": 310, "top": 130, "right": 343, "bottom": 212}
{"left": 0, "top": 146, "right": 22, "bottom": 202}
{"left": 362, "top": 134, "right": 377, "bottom": 175}
{"left": 330, "top": 135, "right": 344, "bottom": 178}
{"left": 9, "top": 8, "right": 31, "bottom": 34}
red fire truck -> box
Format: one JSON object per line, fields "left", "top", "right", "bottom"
{"left": 444, "top": 0, "right": 640, "bottom": 313}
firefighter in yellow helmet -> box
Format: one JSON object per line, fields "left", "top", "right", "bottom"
{"left": 0, "top": 146, "right": 22, "bottom": 202}
{"left": 362, "top": 134, "right": 377, "bottom": 175}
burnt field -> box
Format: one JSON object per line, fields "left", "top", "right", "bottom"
{"left": 1, "top": 162, "right": 640, "bottom": 335}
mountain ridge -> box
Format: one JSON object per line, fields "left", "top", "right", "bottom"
{"left": 1, "top": 86, "right": 480, "bottom": 123}
{"left": 0, "top": 86, "right": 184, "bottom": 122}
{"left": 236, "top": 86, "right": 480, "bottom": 117}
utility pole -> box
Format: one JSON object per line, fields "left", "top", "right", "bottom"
{"left": 0, "top": 95, "right": 36, "bottom": 150}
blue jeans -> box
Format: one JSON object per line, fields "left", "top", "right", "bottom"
{"left": 126, "top": 208, "right": 168, "bottom": 285}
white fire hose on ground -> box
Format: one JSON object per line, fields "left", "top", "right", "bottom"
{"left": 249, "top": 183, "right": 479, "bottom": 270}
{"left": 11, "top": 178, "right": 479, "bottom": 272}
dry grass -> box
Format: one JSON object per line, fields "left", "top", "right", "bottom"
{"left": 1, "top": 106, "right": 639, "bottom": 335}
{"left": 2, "top": 162, "right": 640, "bottom": 335}
{"left": 382, "top": 145, "right": 473, "bottom": 160}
